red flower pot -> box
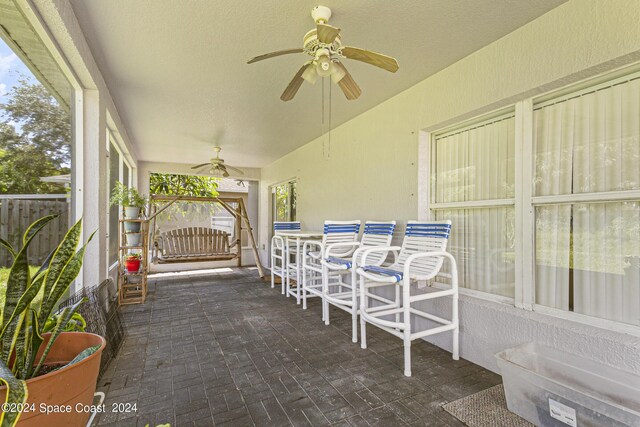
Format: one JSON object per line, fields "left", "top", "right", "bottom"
{"left": 124, "top": 258, "right": 141, "bottom": 272}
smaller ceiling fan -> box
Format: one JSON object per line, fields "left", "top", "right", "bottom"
{"left": 247, "top": 5, "right": 399, "bottom": 101}
{"left": 191, "top": 146, "right": 244, "bottom": 177}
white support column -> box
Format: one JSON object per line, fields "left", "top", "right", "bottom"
{"left": 136, "top": 162, "right": 150, "bottom": 196}
{"left": 71, "top": 89, "right": 84, "bottom": 224}
{"left": 80, "top": 89, "right": 107, "bottom": 291}
{"left": 70, "top": 88, "right": 84, "bottom": 290}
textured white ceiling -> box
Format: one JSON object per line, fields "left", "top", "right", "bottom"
{"left": 69, "top": 0, "right": 565, "bottom": 168}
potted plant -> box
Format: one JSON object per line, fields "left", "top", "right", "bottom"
{"left": 125, "top": 232, "right": 141, "bottom": 247}
{"left": 123, "top": 253, "right": 142, "bottom": 273}
{"left": 0, "top": 216, "right": 105, "bottom": 426}
{"left": 110, "top": 182, "right": 147, "bottom": 232}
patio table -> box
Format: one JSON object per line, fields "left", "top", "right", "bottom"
{"left": 276, "top": 230, "right": 323, "bottom": 303}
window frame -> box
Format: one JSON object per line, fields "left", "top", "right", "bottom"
{"left": 106, "top": 128, "right": 134, "bottom": 271}
{"left": 527, "top": 70, "right": 640, "bottom": 327}
{"left": 271, "top": 178, "right": 298, "bottom": 223}
{"left": 428, "top": 109, "right": 517, "bottom": 303}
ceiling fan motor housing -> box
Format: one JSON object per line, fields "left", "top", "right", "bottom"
{"left": 303, "top": 30, "right": 342, "bottom": 57}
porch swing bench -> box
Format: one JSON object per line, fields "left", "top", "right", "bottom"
{"left": 154, "top": 227, "right": 237, "bottom": 263}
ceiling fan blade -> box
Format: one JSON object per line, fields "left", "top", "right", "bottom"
{"left": 341, "top": 46, "right": 399, "bottom": 73}
{"left": 225, "top": 165, "right": 245, "bottom": 175}
{"left": 191, "top": 163, "right": 211, "bottom": 170}
{"left": 334, "top": 63, "right": 362, "bottom": 100}
{"left": 280, "top": 64, "right": 308, "bottom": 101}
{"left": 317, "top": 23, "right": 340, "bottom": 44}
{"left": 247, "top": 48, "right": 304, "bottom": 64}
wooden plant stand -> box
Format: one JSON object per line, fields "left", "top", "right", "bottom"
{"left": 118, "top": 218, "right": 148, "bottom": 305}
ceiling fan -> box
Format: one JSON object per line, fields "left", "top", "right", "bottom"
{"left": 191, "top": 146, "right": 244, "bottom": 177}
{"left": 247, "top": 5, "right": 399, "bottom": 101}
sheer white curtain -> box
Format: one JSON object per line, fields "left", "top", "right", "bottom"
{"left": 432, "top": 116, "right": 515, "bottom": 297}
{"left": 534, "top": 77, "right": 640, "bottom": 325}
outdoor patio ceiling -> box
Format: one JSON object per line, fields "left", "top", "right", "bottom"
{"left": 68, "top": 0, "right": 566, "bottom": 168}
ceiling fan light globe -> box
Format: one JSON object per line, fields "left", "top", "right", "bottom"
{"left": 316, "top": 56, "right": 332, "bottom": 77}
{"left": 301, "top": 64, "right": 318, "bottom": 84}
{"left": 311, "top": 5, "right": 332, "bottom": 24}
{"left": 330, "top": 63, "right": 346, "bottom": 83}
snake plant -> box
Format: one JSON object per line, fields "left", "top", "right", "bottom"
{"left": 0, "top": 216, "right": 94, "bottom": 426}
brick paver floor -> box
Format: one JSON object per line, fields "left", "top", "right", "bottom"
{"left": 95, "top": 268, "right": 501, "bottom": 426}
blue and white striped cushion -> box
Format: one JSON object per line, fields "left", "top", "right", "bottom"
{"left": 274, "top": 221, "right": 301, "bottom": 231}
{"left": 364, "top": 223, "right": 396, "bottom": 235}
{"left": 361, "top": 266, "right": 403, "bottom": 282}
{"left": 325, "top": 256, "right": 352, "bottom": 269}
{"left": 324, "top": 223, "right": 360, "bottom": 234}
{"left": 405, "top": 223, "right": 451, "bottom": 238}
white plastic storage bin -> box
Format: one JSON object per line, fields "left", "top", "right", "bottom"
{"left": 496, "top": 342, "right": 640, "bottom": 427}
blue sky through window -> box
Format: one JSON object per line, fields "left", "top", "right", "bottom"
{"left": 0, "top": 38, "right": 35, "bottom": 101}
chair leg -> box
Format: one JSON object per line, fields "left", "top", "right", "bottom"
{"left": 403, "top": 336, "right": 412, "bottom": 377}
{"left": 403, "top": 278, "right": 412, "bottom": 377}
{"left": 286, "top": 268, "right": 291, "bottom": 298}
{"left": 394, "top": 284, "right": 400, "bottom": 330}
{"left": 323, "top": 265, "right": 330, "bottom": 326}
{"left": 302, "top": 262, "right": 308, "bottom": 310}
{"left": 295, "top": 271, "right": 301, "bottom": 305}
{"left": 270, "top": 253, "right": 275, "bottom": 288}
{"left": 351, "top": 269, "right": 358, "bottom": 343}
{"left": 360, "top": 276, "right": 367, "bottom": 349}
{"left": 282, "top": 252, "right": 287, "bottom": 296}
{"left": 295, "top": 256, "right": 301, "bottom": 305}
{"left": 452, "top": 285, "right": 459, "bottom": 360}
{"left": 453, "top": 327, "right": 459, "bottom": 360}
{"left": 351, "top": 311, "right": 358, "bottom": 343}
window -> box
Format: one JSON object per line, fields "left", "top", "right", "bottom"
{"left": 0, "top": 34, "right": 73, "bottom": 268}
{"left": 273, "top": 180, "right": 297, "bottom": 222}
{"left": 108, "top": 141, "right": 120, "bottom": 266}
{"left": 427, "top": 67, "right": 640, "bottom": 330}
{"left": 431, "top": 114, "right": 516, "bottom": 298}
{"left": 123, "top": 162, "right": 130, "bottom": 188}
{"left": 533, "top": 74, "right": 640, "bottom": 326}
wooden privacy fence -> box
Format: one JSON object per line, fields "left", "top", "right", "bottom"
{"left": 0, "top": 198, "right": 69, "bottom": 268}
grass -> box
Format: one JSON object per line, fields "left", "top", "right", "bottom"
{"left": 0, "top": 266, "right": 41, "bottom": 309}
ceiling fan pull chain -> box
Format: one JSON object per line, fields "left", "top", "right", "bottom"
{"left": 321, "top": 77, "right": 326, "bottom": 158}
{"left": 328, "top": 80, "right": 332, "bottom": 158}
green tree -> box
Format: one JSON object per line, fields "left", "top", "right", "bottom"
{"left": 149, "top": 173, "right": 220, "bottom": 197}
{"left": 0, "top": 75, "right": 70, "bottom": 194}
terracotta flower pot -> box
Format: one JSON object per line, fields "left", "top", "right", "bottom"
{"left": 0, "top": 332, "right": 106, "bottom": 427}
{"left": 124, "top": 258, "right": 141, "bottom": 272}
